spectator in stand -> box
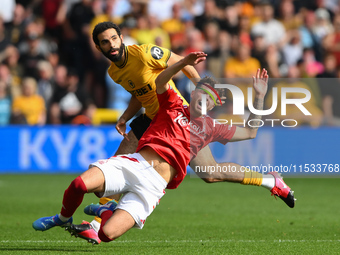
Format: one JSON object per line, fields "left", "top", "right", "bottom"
{"left": 265, "top": 44, "right": 286, "bottom": 78}
{"left": 18, "top": 21, "right": 49, "bottom": 80}
{"left": 202, "top": 20, "right": 230, "bottom": 78}
{"left": 63, "top": 0, "right": 94, "bottom": 81}
{"left": 313, "top": 8, "right": 333, "bottom": 45}
{"left": 161, "top": 2, "right": 185, "bottom": 36}
{"left": 182, "top": 0, "right": 204, "bottom": 20}
{"left": 226, "top": 43, "right": 258, "bottom": 76}
{"left": 0, "top": 63, "right": 21, "bottom": 99}
{"left": 149, "top": 15, "right": 171, "bottom": 49}
{"left": 251, "top": 1, "right": 286, "bottom": 48}
{"left": 109, "top": 0, "right": 131, "bottom": 21}
{"left": 202, "top": 20, "right": 220, "bottom": 55}
{"left": 251, "top": 34, "right": 272, "bottom": 72}
{"left": 317, "top": 54, "right": 340, "bottom": 126}
{"left": 119, "top": 18, "right": 138, "bottom": 46}
{"left": 236, "top": 14, "right": 253, "bottom": 49}
{"left": 266, "top": 65, "right": 323, "bottom": 127}
{"left": 282, "top": 29, "right": 303, "bottom": 67}
{"left": 4, "top": 3, "right": 27, "bottom": 46}
{"left": 0, "top": 45, "right": 23, "bottom": 92}
{"left": 148, "top": 0, "right": 175, "bottom": 22}
{"left": 219, "top": 1, "right": 239, "bottom": 35}
{"left": 50, "top": 68, "right": 96, "bottom": 125}
{"left": 301, "top": 47, "right": 324, "bottom": 77}
{"left": 41, "top": 0, "right": 67, "bottom": 43}
{"left": 194, "top": 0, "right": 222, "bottom": 32}
{"left": 0, "top": 80, "right": 11, "bottom": 125}
{"left": 12, "top": 77, "right": 46, "bottom": 125}
{"left": 0, "top": 16, "right": 11, "bottom": 54}
{"left": 299, "top": 10, "right": 323, "bottom": 61}
{"left": 90, "top": 0, "right": 121, "bottom": 34}
{"left": 130, "top": 15, "right": 153, "bottom": 45}
{"left": 36, "top": 60, "right": 55, "bottom": 109}
{"left": 224, "top": 40, "right": 262, "bottom": 107}
{"left": 278, "top": 0, "right": 302, "bottom": 31}
{"left": 323, "top": 14, "right": 340, "bottom": 67}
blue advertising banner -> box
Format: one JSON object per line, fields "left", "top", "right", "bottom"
{"left": 209, "top": 127, "right": 340, "bottom": 176}
{"left": 0, "top": 125, "right": 123, "bottom": 173}
{"left": 0, "top": 126, "right": 339, "bottom": 176}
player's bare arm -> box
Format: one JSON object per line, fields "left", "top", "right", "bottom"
{"left": 116, "top": 94, "right": 142, "bottom": 139}
{"left": 167, "top": 52, "right": 202, "bottom": 85}
{"left": 230, "top": 68, "right": 268, "bottom": 142}
{"left": 155, "top": 52, "right": 207, "bottom": 94}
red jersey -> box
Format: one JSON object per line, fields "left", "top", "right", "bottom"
{"left": 137, "top": 86, "right": 191, "bottom": 189}
{"left": 136, "top": 87, "right": 236, "bottom": 189}
{"left": 190, "top": 116, "right": 236, "bottom": 159}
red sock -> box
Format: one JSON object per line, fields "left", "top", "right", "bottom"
{"left": 60, "top": 176, "right": 88, "bottom": 217}
{"left": 98, "top": 210, "right": 114, "bottom": 242}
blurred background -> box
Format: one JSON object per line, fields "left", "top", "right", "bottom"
{"left": 0, "top": 0, "right": 339, "bottom": 174}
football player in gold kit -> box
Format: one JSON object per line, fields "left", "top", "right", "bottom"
{"left": 66, "top": 22, "right": 295, "bottom": 244}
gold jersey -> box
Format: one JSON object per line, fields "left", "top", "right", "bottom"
{"left": 107, "top": 44, "right": 188, "bottom": 119}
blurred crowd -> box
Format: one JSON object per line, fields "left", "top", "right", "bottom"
{"left": 1, "top": 0, "right": 340, "bottom": 127}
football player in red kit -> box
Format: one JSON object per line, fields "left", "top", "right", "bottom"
{"left": 32, "top": 52, "right": 295, "bottom": 243}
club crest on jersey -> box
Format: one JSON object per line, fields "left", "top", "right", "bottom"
{"left": 128, "top": 80, "right": 135, "bottom": 88}
{"left": 151, "top": 46, "right": 164, "bottom": 60}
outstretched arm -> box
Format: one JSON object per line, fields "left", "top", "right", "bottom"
{"left": 167, "top": 52, "right": 202, "bottom": 84}
{"left": 155, "top": 52, "right": 207, "bottom": 94}
{"left": 230, "top": 68, "right": 269, "bottom": 141}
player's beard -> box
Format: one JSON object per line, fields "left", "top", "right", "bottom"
{"left": 102, "top": 43, "right": 125, "bottom": 62}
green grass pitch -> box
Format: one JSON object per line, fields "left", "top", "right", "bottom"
{"left": 0, "top": 174, "right": 339, "bottom": 254}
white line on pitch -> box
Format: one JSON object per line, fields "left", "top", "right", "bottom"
{"left": 1, "top": 240, "right": 340, "bottom": 244}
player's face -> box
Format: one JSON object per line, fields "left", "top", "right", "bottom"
{"left": 96, "top": 28, "right": 124, "bottom": 62}
{"left": 190, "top": 84, "right": 217, "bottom": 117}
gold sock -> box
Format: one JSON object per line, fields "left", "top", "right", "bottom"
{"left": 99, "top": 197, "right": 113, "bottom": 205}
{"left": 241, "top": 168, "right": 263, "bottom": 186}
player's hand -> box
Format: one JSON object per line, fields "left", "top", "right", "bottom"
{"left": 216, "top": 96, "right": 226, "bottom": 106}
{"left": 116, "top": 117, "right": 129, "bottom": 141}
{"left": 252, "top": 68, "right": 268, "bottom": 99}
{"left": 183, "top": 52, "right": 207, "bottom": 66}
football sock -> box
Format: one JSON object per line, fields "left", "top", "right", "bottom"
{"left": 241, "top": 168, "right": 263, "bottom": 186}
{"left": 58, "top": 214, "right": 71, "bottom": 222}
{"left": 98, "top": 210, "right": 115, "bottom": 242}
{"left": 90, "top": 219, "right": 100, "bottom": 233}
{"left": 261, "top": 174, "right": 275, "bottom": 190}
{"left": 61, "top": 176, "right": 88, "bottom": 218}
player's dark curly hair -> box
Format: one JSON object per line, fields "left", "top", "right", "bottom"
{"left": 92, "top": 21, "right": 122, "bottom": 46}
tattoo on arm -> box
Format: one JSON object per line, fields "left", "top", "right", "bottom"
{"left": 247, "top": 97, "right": 263, "bottom": 129}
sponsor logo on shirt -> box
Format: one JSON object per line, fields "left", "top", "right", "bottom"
{"left": 131, "top": 84, "right": 153, "bottom": 96}
{"left": 190, "top": 121, "right": 207, "bottom": 138}
{"left": 174, "top": 112, "right": 189, "bottom": 129}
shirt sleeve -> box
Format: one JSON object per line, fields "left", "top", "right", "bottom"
{"left": 212, "top": 123, "right": 237, "bottom": 145}
{"left": 139, "top": 44, "right": 171, "bottom": 70}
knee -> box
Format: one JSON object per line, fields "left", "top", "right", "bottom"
{"left": 98, "top": 227, "right": 115, "bottom": 242}
{"left": 70, "top": 176, "right": 88, "bottom": 193}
